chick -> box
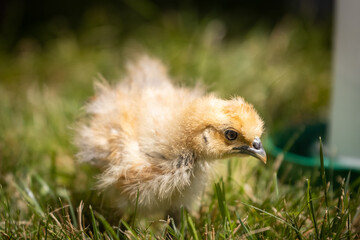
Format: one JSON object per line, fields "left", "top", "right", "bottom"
{"left": 75, "top": 55, "right": 266, "bottom": 219}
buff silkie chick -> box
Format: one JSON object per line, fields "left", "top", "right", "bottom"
{"left": 75, "top": 55, "right": 266, "bottom": 221}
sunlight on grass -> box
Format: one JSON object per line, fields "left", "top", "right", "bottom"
{"left": 0, "top": 14, "right": 359, "bottom": 239}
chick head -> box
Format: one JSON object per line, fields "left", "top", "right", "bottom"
{"left": 186, "top": 96, "right": 266, "bottom": 163}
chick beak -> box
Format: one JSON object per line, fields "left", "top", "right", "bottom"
{"left": 233, "top": 137, "right": 267, "bottom": 163}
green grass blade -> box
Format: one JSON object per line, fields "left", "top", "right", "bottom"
{"left": 45, "top": 214, "right": 50, "bottom": 240}
{"left": 331, "top": 198, "right": 342, "bottom": 232}
{"left": 222, "top": 180, "right": 231, "bottom": 223}
{"left": 169, "top": 217, "right": 180, "bottom": 238}
{"left": 89, "top": 205, "right": 100, "bottom": 240}
{"left": 62, "top": 189, "right": 78, "bottom": 229}
{"left": 332, "top": 180, "right": 349, "bottom": 240}
{"left": 215, "top": 182, "right": 226, "bottom": 223}
{"left": 14, "top": 180, "right": 45, "bottom": 218}
{"left": 166, "top": 218, "right": 177, "bottom": 239}
{"left": 215, "top": 179, "right": 231, "bottom": 225}
{"left": 333, "top": 212, "right": 348, "bottom": 240}
{"left": 95, "top": 212, "right": 122, "bottom": 240}
{"left": 179, "top": 206, "right": 185, "bottom": 240}
{"left": 37, "top": 219, "right": 41, "bottom": 239}
{"left": 32, "top": 173, "right": 56, "bottom": 199}
{"left": 273, "top": 172, "right": 279, "bottom": 198}
{"left": 319, "top": 210, "right": 327, "bottom": 240}
{"left": 236, "top": 212, "right": 256, "bottom": 240}
{"left": 347, "top": 209, "right": 351, "bottom": 240}
{"left": 227, "top": 159, "right": 232, "bottom": 184}
{"left": 187, "top": 213, "right": 199, "bottom": 240}
{"left": 116, "top": 220, "right": 122, "bottom": 239}
{"left": 240, "top": 201, "right": 303, "bottom": 237}
{"left": 121, "top": 220, "right": 138, "bottom": 239}
{"left": 344, "top": 171, "right": 351, "bottom": 209}
{"left": 319, "top": 137, "right": 328, "bottom": 208}
{"left": 131, "top": 189, "right": 140, "bottom": 228}
{"left": 307, "top": 179, "right": 319, "bottom": 240}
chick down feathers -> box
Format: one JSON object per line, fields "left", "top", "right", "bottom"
{"left": 75, "top": 55, "right": 265, "bottom": 214}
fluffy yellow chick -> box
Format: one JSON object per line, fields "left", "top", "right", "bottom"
{"left": 75, "top": 55, "right": 266, "bottom": 219}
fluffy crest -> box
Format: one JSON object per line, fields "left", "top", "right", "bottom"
{"left": 182, "top": 96, "right": 264, "bottom": 144}
{"left": 122, "top": 55, "right": 173, "bottom": 89}
{"left": 222, "top": 97, "right": 264, "bottom": 144}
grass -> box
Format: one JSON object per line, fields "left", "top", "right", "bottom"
{"left": 1, "top": 13, "right": 359, "bottom": 239}
{"left": 1, "top": 141, "right": 359, "bottom": 239}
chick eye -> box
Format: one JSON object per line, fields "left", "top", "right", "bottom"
{"left": 225, "top": 130, "right": 238, "bottom": 141}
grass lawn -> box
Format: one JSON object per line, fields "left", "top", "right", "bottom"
{"left": 1, "top": 15, "right": 359, "bottom": 239}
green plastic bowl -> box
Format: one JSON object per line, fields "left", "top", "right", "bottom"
{"left": 266, "top": 122, "right": 360, "bottom": 172}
